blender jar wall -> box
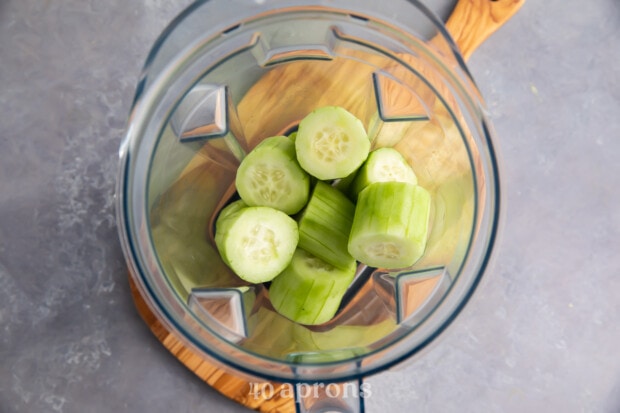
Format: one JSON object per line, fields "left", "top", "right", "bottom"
{"left": 117, "top": 0, "right": 500, "bottom": 385}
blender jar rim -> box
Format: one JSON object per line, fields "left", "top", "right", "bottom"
{"left": 116, "top": 0, "right": 502, "bottom": 383}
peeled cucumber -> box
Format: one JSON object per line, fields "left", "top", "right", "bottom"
{"left": 295, "top": 106, "right": 370, "bottom": 180}
{"left": 236, "top": 135, "right": 310, "bottom": 215}
{"left": 210, "top": 106, "right": 432, "bottom": 328}
{"left": 349, "top": 147, "right": 417, "bottom": 201}
{"left": 298, "top": 181, "right": 356, "bottom": 270}
{"left": 269, "top": 248, "right": 357, "bottom": 325}
{"left": 215, "top": 205, "right": 299, "bottom": 283}
{"left": 332, "top": 169, "right": 359, "bottom": 194}
{"left": 348, "top": 182, "right": 431, "bottom": 269}
{"left": 217, "top": 199, "right": 247, "bottom": 222}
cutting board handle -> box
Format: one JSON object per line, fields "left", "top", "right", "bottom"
{"left": 445, "top": 0, "right": 525, "bottom": 61}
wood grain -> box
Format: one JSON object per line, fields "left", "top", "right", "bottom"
{"left": 445, "top": 0, "right": 525, "bottom": 60}
{"left": 129, "top": 275, "right": 297, "bottom": 413}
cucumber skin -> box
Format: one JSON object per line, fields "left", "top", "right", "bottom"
{"left": 332, "top": 168, "right": 359, "bottom": 195}
{"left": 217, "top": 199, "right": 247, "bottom": 222}
{"left": 348, "top": 182, "right": 431, "bottom": 269}
{"left": 236, "top": 136, "right": 310, "bottom": 215}
{"left": 349, "top": 147, "right": 417, "bottom": 201}
{"left": 214, "top": 206, "right": 299, "bottom": 284}
{"left": 297, "top": 181, "right": 356, "bottom": 270}
{"left": 295, "top": 106, "right": 370, "bottom": 180}
{"left": 213, "top": 201, "right": 247, "bottom": 259}
{"left": 269, "top": 248, "right": 357, "bottom": 325}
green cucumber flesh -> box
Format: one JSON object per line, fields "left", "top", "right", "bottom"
{"left": 350, "top": 147, "right": 417, "bottom": 201}
{"left": 295, "top": 106, "right": 370, "bottom": 180}
{"left": 332, "top": 168, "right": 359, "bottom": 194}
{"left": 269, "top": 248, "right": 357, "bottom": 325}
{"left": 298, "top": 181, "right": 356, "bottom": 270}
{"left": 348, "top": 182, "right": 431, "bottom": 269}
{"left": 217, "top": 199, "right": 247, "bottom": 222}
{"left": 236, "top": 135, "right": 310, "bottom": 215}
{"left": 214, "top": 206, "right": 299, "bottom": 283}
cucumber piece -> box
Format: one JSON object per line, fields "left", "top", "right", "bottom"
{"left": 348, "top": 182, "right": 431, "bottom": 269}
{"left": 236, "top": 135, "right": 310, "bottom": 215}
{"left": 217, "top": 199, "right": 247, "bottom": 222}
{"left": 215, "top": 206, "right": 299, "bottom": 283}
{"left": 269, "top": 248, "right": 357, "bottom": 325}
{"left": 332, "top": 168, "right": 359, "bottom": 194}
{"left": 349, "top": 147, "right": 417, "bottom": 201}
{"left": 295, "top": 106, "right": 370, "bottom": 180}
{"left": 298, "top": 181, "right": 356, "bottom": 270}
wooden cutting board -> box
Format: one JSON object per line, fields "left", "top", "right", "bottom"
{"left": 129, "top": 1, "right": 524, "bottom": 412}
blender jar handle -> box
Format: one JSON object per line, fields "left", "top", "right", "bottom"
{"left": 445, "top": 0, "right": 526, "bottom": 61}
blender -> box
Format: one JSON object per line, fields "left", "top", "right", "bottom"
{"left": 116, "top": 0, "right": 523, "bottom": 411}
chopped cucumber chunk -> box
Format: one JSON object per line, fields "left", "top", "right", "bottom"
{"left": 215, "top": 206, "right": 299, "bottom": 283}
{"left": 236, "top": 135, "right": 310, "bottom": 215}
{"left": 298, "top": 181, "right": 356, "bottom": 270}
{"left": 332, "top": 168, "right": 359, "bottom": 194}
{"left": 349, "top": 147, "right": 417, "bottom": 201}
{"left": 348, "top": 182, "right": 431, "bottom": 269}
{"left": 217, "top": 199, "right": 247, "bottom": 222}
{"left": 295, "top": 106, "right": 370, "bottom": 180}
{"left": 269, "top": 248, "right": 357, "bottom": 325}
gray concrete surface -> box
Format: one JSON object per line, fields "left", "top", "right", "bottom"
{"left": 1, "top": 1, "right": 619, "bottom": 412}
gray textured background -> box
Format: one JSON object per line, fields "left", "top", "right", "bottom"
{"left": 1, "top": 1, "right": 619, "bottom": 412}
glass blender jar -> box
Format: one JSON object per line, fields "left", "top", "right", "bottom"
{"left": 116, "top": 0, "right": 522, "bottom": 411}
